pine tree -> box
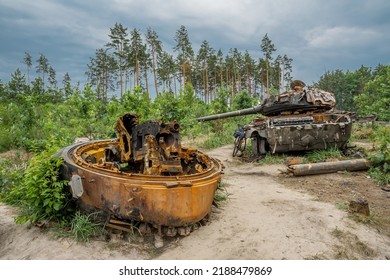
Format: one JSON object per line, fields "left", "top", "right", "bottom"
{"left": 216, "top": 49, "right": 224, "bottom": 88}
{"left": 48, "top": 66, "right": 57, "bottom": 89}
{"left": 106, "top": 23, "right": 129, "bottom": 97}
{"left": 128, "top": 28, "right": 144, "bottom": 89}
{"left": 36, "top": 54, "right": 49, "bottom": 89}
{"left": 197, "top": 40, "right": 214, "bottom": 102}
{"left": 8, "top": 68, "right": 26, "bottom": 97}
{"left": 23, "top": 52, "right": 32, "bottom": 84}
{"left": 244, "top": 50, "right": 256, "bottom": 96}
{"left": 174, "top": 25, "right": 194, "bottom": 90}
{"left": 261, "top": 34, "right": 276, "bottom": 99}
{"left": 62, "top": 72, "right": 72, "bottom": 98}
{"left": 146, "top": 27, "right": 163, "bottom": 96}
{"left": 157, "top": 51, "right": 176, "bottom": 92}
{"left": 86, "top": 48, "right": 117, "bottom": 100}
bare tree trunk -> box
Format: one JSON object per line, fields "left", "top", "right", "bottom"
{"left": 151, "top": 49, "right": 159, "bottom": 96}
{"left": 119, "top": 48, "right": 123, "bottom": 97}
{"left": 182, "top": 63, "right": 186, "bottom": 91}
{"left": 246, "top": 64, "right": 250, "bottom": 94}
{"left": 135, "top": 59, "right": 140, "bottom": 87}
{"left": 206, "top": 68, "right": 209, "bottom": 103}
{"left": 266, "top": 60, "right": 269, "bottom": 99}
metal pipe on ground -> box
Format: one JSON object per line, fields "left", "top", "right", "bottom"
{"left": 288, "top": 159, "right": 371, "bottom": 176}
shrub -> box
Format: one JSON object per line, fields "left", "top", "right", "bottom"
{"left": 8, "top": 149, "right": 71, "bottom": 224}
{"left": 368, "top": 126, "right": 390, "bottom": 185}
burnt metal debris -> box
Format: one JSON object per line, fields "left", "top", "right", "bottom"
{"left": 59, "top": 113, "right": 223, "bottom": 236}
{"left": 197, "top": 80, "right": 353, "bottom": 157}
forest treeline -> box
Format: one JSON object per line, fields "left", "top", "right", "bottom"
{"left": 85, "top": 24, "right": 293, "bottom": 102}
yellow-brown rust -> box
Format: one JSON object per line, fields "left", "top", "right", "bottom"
{"left": 60, "top": 114, "right": 223, "bottom": 234}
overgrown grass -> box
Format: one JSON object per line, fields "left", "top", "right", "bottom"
{"left": 305, "top": 147, "right": 343, "bottom": 163}
{"left": 202, "top": 132, "right": 233, "bottom": 150}
{"left": 70, "top": 211, "right": 104, "bottom": 242}
{"left": 256, "top": 153, "right": 288, "bottom": 165}
{"left": 199, "top": 116, "right": 254, "bottom": 150}
{"left": 213, "top": 181, "right": 230, "bottom": 206}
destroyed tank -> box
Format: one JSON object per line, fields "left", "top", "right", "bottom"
{"left": 59, "top": 113, "right": 223, "bottom": 236}
{"left": 197, "top": 80, "right": 353, "bottom": 157}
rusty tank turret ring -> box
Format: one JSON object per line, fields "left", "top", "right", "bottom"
{"left": 58, "top": 114, "right": 224, "bottom": 237}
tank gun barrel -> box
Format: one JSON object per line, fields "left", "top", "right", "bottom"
{"left": 197, "top": 105, "right": 264, "bottom": 122}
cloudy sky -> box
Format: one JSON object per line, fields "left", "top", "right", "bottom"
{"left": 1, "top": 0, "right": 389, "bottom": 90}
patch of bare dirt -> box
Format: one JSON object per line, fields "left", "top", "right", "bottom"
{"left": 1, "top": 144, "right": 390, "bottom": 260}
{"left": 276, "top": 168, "right": 390, "bottom": 238}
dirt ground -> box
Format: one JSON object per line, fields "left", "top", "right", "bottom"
{"left": 1, "top": 144, "right": 390, "bottom": 260}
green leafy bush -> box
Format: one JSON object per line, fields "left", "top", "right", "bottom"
{"left": 354, "top": 65, "right": 390, "bottom": 121}
{"left": 8, "top": 149, "right": 71, "bottom": 223}
{"left": 368, "top": 126, "right": 390, "bottom": 185}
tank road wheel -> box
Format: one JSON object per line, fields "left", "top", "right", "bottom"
{"left": 251, "top": 135, "right": 260, "bottom": 156}
{"left": 233, "top": 137, "right": 246, "bottom": 157}
{"left": 259, "top": 137, "right": 269, "bottom": 154}
{"left": 251, "top": 134, "right": 269, "bottom": 156}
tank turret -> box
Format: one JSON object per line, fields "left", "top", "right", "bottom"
{"left": 197, "top": 81, "right": 353, "bottom": 157}
{"left": 197, "top": 80, "right": 336, "bottom": 122}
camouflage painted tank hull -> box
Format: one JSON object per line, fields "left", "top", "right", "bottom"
{"left": 247, "top": 112, "right": 353, "bottom": 155}
{"left": 60, "top": 140, "right": 223, "bottom": 231}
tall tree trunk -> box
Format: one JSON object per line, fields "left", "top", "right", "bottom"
{"left": 246, "top": 64, "right": 250, "bottom": 94}
{"left": 182, "top": 63, "right": 186, "bottom": 91}
{"left": 119, "top": 46, "right": 123, "bottom": 97}
{"left": 225, "top": 68, "right": 229, "bottom": 89}
{"left": 174, "top": 76, "right": 177, "bottom": 95}
{"left": 151, "top": 49, "right": 158, "bottom": 96}
{"left": 266, "top": 60, "right": 269, "bottom": 99}
{"left": 205, "top": 68, "right": 209, "bottom": 103}
{"left": 135, "top": 59, "right": 140, "bottom": 87}
{"left": 144, "top": 62, "right": 149, "bottom": 97}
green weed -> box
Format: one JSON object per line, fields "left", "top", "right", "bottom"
{"left": 214, "top": 181, "right": 230, "bottom": 205}
{"left": 70, "top": 211, "right": 103, "bottom": 242}
{"left": 335, "top": 202, "right": 349, "bottom": 211}
{"left": 256, "top": 153, "right": 287, "bottom": 165}
{"left": 306, "top": 147, "right": 343, "bottom": 163}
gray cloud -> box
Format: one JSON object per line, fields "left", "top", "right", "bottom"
{"left": 0, "top": 0, "right": 389, "bottom": 88}
{"left": 305, "top": 26, "right": 382, "bottom": 49}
